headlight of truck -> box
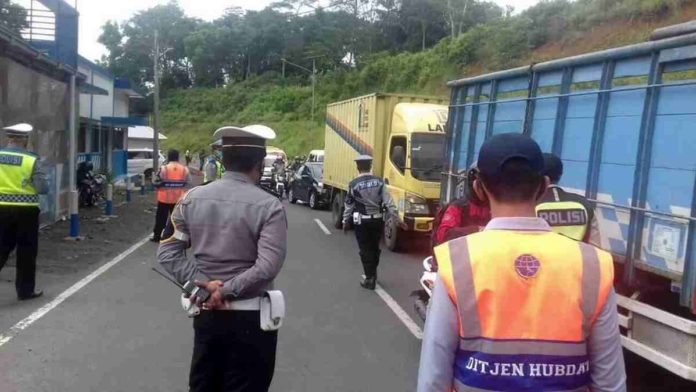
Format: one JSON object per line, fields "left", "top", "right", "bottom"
{"left": 404, "top": 192, "right": 429, "bottom": 215}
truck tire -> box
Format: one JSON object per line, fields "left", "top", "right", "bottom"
{"left": 332, "top": 192, "right": 344, "bottom": 229}
{"left": 384, "top": 216, "right": 403, "bottom": 252}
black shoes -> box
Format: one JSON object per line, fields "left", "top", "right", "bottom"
{"left": 150, "top": 237, "right": 160, "bottom": 243}
{"left": 360, "top": 275, "right": 376, "bottom": 290}
{"left": 18, "top": 290, "right": 43, "bottom": 301}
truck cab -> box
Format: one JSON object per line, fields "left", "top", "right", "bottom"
{"left": 383, "top": 103, "right": 448, "bottom": 250}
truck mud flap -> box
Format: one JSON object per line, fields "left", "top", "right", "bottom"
{"left": 617, "top": 294, "right": 696, "bottom": 381}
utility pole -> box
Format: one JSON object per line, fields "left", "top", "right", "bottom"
{"left": 311, "top": 58, "right": 316, "bottom": 123}
{"left": 153, "top": 29, "right": 160, "bottom": 174}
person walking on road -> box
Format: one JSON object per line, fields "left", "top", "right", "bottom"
{"left": 158, "top": 124, "right": 287, "bottom": 392}
{"left": 151, "top": 149, "right": 190, "bottom": 242}
{"left": 185, "top": 149, "right": 192, "bottom": 167}
{"left": 202, "top": 149, "right": 223, "bottom": 185}
{"left": 417, "top": 133, "right": 626, "bottom": 392}
{"left": 342, "top": 155, "right": 399, "bottom": 290}
{"left": 0, "top": 123, "right": 48, "bottom": 300}
{"left": 537, "top": 152, "right": 601, "bottom": 246}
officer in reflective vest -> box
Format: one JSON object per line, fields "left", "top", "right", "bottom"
{"left": 536, "top": 153, "right": 601, "bottom": 245}
{"left": 0, "top": 123, "right": 48, "bottom": 300}
{"left": 341, "top": 155, "right": 399, "bottom": 290}
{"left": 418, "top": 133, "right": 626, "bottom": 392}
{"left": 203, "top": 150, "right": 224, "bottom": 185}
{"left": 151, "top": 149, "right": 191, "bottom": 242}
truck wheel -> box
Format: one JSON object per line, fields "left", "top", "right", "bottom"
{"left": 384, "top": 216, "right": 402, "bottom": 252}
{"left": 288, "top": 188, "right": 297, "bottom": 204}
{"left": 332, "top": 193, "right": 344, "bottom": 229}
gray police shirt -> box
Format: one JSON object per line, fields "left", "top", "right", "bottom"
{"left": 157, "top": 171, "right": 287, "bottom": 299}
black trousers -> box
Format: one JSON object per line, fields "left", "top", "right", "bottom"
{"left": 190, "top": 310, "right": 277, "bottom": 392}
{"left": 153, "top": 202, "right": 176, "bottom": 241}
{"left": 0, "top": 206, "right": 39, "bottom": 297}
{"left": 354, "top": 219, "right": 383, "bottom": 278}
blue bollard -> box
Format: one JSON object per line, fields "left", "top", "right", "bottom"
{"left": 105, "top": 184, "right": 114, "bottom": 216}
{"left": 126, "top": 178, "right": 132, "bottom": 203}
{"left": 69, "top": 190, "right": 79, "bottom": 237}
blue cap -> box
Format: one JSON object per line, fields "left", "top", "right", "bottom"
{"left": 477, "top": 133, "right": 544, "bottom": 178}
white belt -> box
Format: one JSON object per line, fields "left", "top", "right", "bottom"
{"left": 222, "top": 297, "right": 261, "bottom": 311}
{"left": 361, "top": 213, "right": 383, "bottom": 219}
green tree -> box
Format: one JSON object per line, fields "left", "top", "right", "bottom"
{"left": 0, "top": 0, "right": 27, "bottom": 35}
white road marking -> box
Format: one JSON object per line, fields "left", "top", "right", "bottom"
{"left": 375, "top": 284, "right": 423, "bottom": 340}
{"left": 314, "top": 219, "right": 332, "bottom": 235}
{"left": 0, "top": 236, "right": 151, "bottom": 349}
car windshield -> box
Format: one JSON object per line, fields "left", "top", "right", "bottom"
{"left": 410, "top": 133, "right": 445, "bottom": 182}
{"left": 307, "top": 164, "right": 323, "bottom": 180}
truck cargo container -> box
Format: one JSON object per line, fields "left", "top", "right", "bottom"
{"left": 442, "top": 21, "right": 696, "bottom": 380}
{"left": 323, "top": 93, "right": 448, "bottom": 250}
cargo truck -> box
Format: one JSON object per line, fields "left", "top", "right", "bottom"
{"left": 442, "top": 21, "right": 696, "bottom": 380}
{"left": 323, "top": 93, "right": 448, "bottom": 251}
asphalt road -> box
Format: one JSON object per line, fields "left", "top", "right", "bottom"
{"left": 1, "top": 199, "right": 695, "bottom": 391}
{"left": 0, "top": 202, "right": 426, "bottom": 392}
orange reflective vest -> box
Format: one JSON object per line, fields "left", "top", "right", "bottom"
{"left": 433, "top": 230, "right": 614, "bottom": 391}
{"left": 156, "top": 162, "right": 189, "bottom": 204}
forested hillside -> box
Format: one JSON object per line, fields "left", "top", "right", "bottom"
{"left": 95, "top": 0, "right": 696, "bottom": 156}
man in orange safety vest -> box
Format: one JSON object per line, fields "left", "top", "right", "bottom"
{"left": 417, "top": 133, "right": 626, "bottom": 392}
{"left": 151, "top": 149, "right": 191, "bottom": 242}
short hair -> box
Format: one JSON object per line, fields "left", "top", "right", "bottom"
{"left": 356, "top": 161, "right": 372, "bottom": 172}
{"left": 167, "top": 149, "right": 179, "bottom": 162}
{"left": 222, "top": 147, "right": 265, "bottom": 172}
{"left": 479, "top": 158, "right": 544, "bottom": 203}
{"left": 542, "top": 153, "right": 563, "bottom": 184}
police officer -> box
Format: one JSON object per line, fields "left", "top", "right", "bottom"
{"left": 342, "top": 155, "right": 398, "bottom": 290}
{"left": 418, "top": 133, "right": 626, "bottom": 391}
{"left": 202, "top": 146, "right": 223, "bottom": 185}
{"left": 157, "top": 124, "right": 287, "bottom": 392}
{"left": 0, "top": 123, "right": 48, "bottom": 300}
{"left": 537, "top": 153, "right": 601, "bottom": 245}
{"left": 151, "top": 149, "right": 191, "bottom": 242}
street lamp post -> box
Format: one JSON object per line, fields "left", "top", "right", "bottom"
{"left": 153, "top": 30, "right": 161, "bottom": 175}
{"left": 281, "top": 58, "right": 317, "bottom": 123}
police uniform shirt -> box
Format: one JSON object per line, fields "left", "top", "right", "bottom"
{"left": 0, "top": 146, "right": 49, "bottom": 195}
{"left": 538, "top": 185, "right": 601, "bottom": 246}
{"left": 342, "top": 173, "right": 397, "bottom": 223}
{"left": 157, "top": 171, "right": 287, "bottom": 299}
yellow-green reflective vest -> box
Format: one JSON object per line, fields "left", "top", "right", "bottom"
{"left": 216, "top": 160, "right": 224, "bottom": 179}
{"left": 536, "top": 200, "right": 589, "bottom": 242}
{"left": 0, "top": 149, "right": 39, "bottom": 207}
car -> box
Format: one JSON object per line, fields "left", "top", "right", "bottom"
{"left": 127, "top": 148, "right": 165, "bottom": 180}
{"left": 288, "top": 162, "right": 329, "bottom": 209}
{"left": 307, "top": 149, "right": 324, "bottom": 163}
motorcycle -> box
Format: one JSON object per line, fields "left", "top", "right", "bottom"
{"left": 274, "top": 170, "right": 287, "bottom": 199}
{"left": 413, "top": 256, "right": 437, "bottom": 322}
{"left": 77, "top": 161, "right": 106, "bottom": 207}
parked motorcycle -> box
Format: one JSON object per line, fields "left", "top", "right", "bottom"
{"left": 413, "top": 256, "right": 437, "bottom": 321}
{"left": 77, "top": 161, "right": 106, "bottom": 207}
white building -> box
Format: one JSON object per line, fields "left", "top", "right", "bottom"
{"left": 77, "top": 56, "right": 144, "bottom": 178}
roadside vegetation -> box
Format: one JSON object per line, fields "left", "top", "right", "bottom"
{"left": 86, "top": 0, "right": 696, "bottom": 156}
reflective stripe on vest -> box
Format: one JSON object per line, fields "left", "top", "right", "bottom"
{"left": 157, "top": 163, "right": 188, "bottom": 204}
{"left": 536, "top": 200, "right": 588, "bottom": 242}
{"left": 216, "top": 161, "right": 223, "bottom": 179}
{"left": 0, "top": 150, "right": 39, "bottom": 207}
{"left": 434, "top": 232, "right": 614, "bottom": 392}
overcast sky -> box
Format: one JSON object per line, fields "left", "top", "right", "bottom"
{"left": 73, "top": 0, "right": 540, "bottom": 61}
